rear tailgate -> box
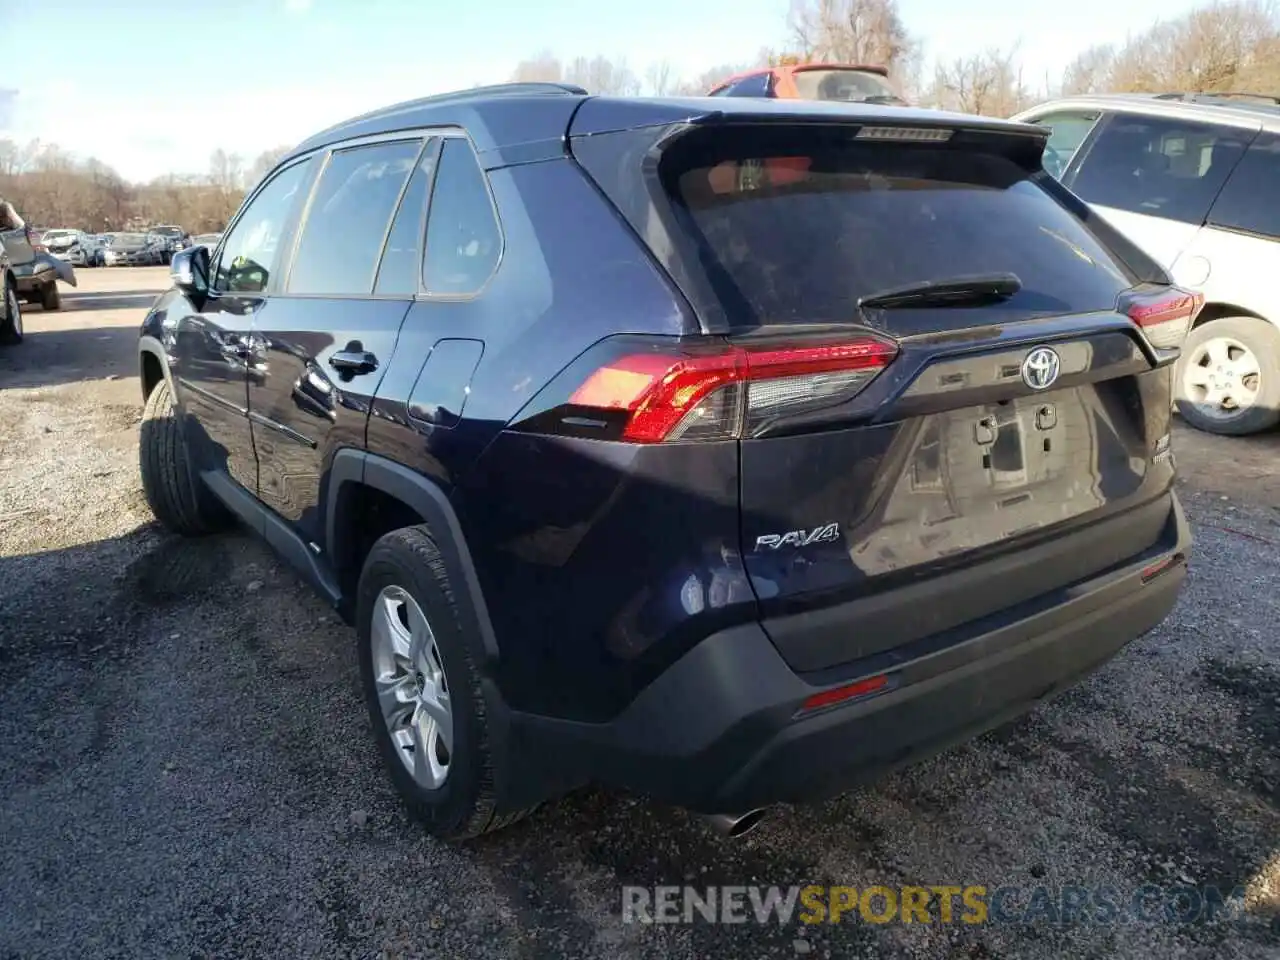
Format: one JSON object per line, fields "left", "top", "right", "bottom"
{"left": 571, "top": 106, "right": 1190, "bottom": 672}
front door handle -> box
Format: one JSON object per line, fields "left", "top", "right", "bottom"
{"left": 328, "top": 350, "right": 378, "bottom": 375}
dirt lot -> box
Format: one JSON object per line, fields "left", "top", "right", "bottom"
{"left": 1, "top": 268, "right": 1278, "bottom": 960}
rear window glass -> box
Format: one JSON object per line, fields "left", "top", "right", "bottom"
{"left": 792, "top": 69, "right": 897, "bottom": 102}
{"left": 664, "top": 133, "right": 1138, "bottom": 328}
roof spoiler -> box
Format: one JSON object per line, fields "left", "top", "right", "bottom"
{"left": 568, "top": 100, "right": 1049, "bottom": 170}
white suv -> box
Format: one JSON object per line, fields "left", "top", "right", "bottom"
{"left": 1015, "top": 92, "right": 1280, "bottom": 436}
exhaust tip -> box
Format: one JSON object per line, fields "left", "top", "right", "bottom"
{"left": 700, "top": 808, "right": 769, "bottom": 838}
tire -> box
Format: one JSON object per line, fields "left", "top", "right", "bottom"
{"left": 356, "top": 525, "right": 533, "bottom": 841}
{"left": 139, "top": 379, "right": 233, "bottom": 535}
{"left": 40, "top": 280, "right": 60, "bottom": 312}
{"left": 0, "top": 279, "right": 21, "bottom": 345}
{"left": 1175, "top": 316, "right": 1280, "bottom": 436}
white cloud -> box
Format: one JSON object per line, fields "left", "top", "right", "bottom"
{"left": 284, "top": 0, "right": 313, "bottom": 12}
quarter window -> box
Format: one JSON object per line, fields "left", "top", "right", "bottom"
{"left": 724, "top": 73, "right": 771, "bottom": 97}
{"left": 1029, "top": 111, "right": 1099, "bottom": 179}
{"left": 215, "top": 159, "right": 313, "bottom": 293}
{"left": 422, "top": 139, "right": 501, "bottom": 296}
{"left": 1208, "top": 132, "right": 1280, "bottom": 239}
{"left": 287, "top": 139, "right": 422, "bottom": 296}
{"left": 1069, "top": 113, "right": 1252, "bottom": 226}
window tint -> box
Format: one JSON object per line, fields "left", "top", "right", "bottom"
{"left": 374, "top": 140, "right": 439, "bottom": 296}
{"left": 288, "top": 139, "right": 422, "bottom": 295}
{"left": 422, "top": 139, "right": 501, "bottom": 295}
{"left": 664, "top": 130, "right": 1137, "bottom": 329}
{"left": 216, "top": 160, "right": 312, "bottom": 293}
{"left": 1069, "top": 113, "right": 1251, "bottom": 225}
{"left": 1208, "top": 132, "right": 1280, "bottom": 239}
{"left": 1030, "top": 112, "right": 1099, "bottom": 179}
{"left": 725, "top": 73, "right": 771, "bottom": 97}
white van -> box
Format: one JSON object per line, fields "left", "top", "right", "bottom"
{"left": 1015, "top": 92, "right": 1280, "bottom": 436}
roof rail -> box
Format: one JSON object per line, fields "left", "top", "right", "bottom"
{"left": 456, "top": 81, "right": 590, "bottom": 99}
{"left": 302, "top": 81, "right": 591, "bottom": 145}
{"left": 1154, "top": 91, "right": 1280, "bottom": 105}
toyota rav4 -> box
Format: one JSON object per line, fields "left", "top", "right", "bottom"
{"left": 137, "top": 84, "right": 1194, "bottom": 841}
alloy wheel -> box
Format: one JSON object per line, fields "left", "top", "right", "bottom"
{"left": 370, "top": 585, "right": 453, "bottom": 789}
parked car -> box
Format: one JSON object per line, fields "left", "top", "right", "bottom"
{"left": 1014, "top": 92, "right": 1280, "bottom": 435}
{"left": 0, "top": 198, "right": 62, "bottom": 310}
{"left": 148, "top": 225, "right": 189, "bottom": 264}
{"left": 104, "top": 232, "right": 162, "bottom": 266}
{"left": 190, "top": 233, "right": 221, "bottom": 255}
{"left": 138, "top": 82, "right": 1193, "bottom": 842}
{"left": 708, "top": 63, "right": 908, "bottom": 105}
{"left": 0, "top": 238, "right": 21, "bottom": 344}
{"left": 41, "top": 229, "right": 105, "bottom": 267}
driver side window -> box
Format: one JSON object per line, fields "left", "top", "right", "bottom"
{"left": 214, "top": 159, "right": 313, "bottom": 293}
{"left": 1031, "top": 111, "right": 1100, "bottom": 180}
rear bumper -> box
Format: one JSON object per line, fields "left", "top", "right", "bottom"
{"left": 499, "top": 493, "right": 1190, "bottom": 814}
{"left": 12, "top": 262, "right": 54, "bottom": 290}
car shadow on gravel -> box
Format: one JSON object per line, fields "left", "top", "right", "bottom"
{"left": 61, "top": 289, "right": 165, "bottom": 313}
{"left": 0, "top": 324, "right": 138, "bottom": 389}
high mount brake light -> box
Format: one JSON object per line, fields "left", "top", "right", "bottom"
{"left": 568, "top": 339, "right": 897, "bottom": 443}
{"left": 1126, "top": 287, "right": 1204, "bottom": 349}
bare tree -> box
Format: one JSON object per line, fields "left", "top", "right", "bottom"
{"left": 247, "top": 146, "right": 293, "bottom": 189}
{"left": 511, "top": 49, "right": 564, "bottom": 83}
{"left": 930, "top": 46, "right": 1030, "bottom": 117}
{"left": 645, "top": 60, "right": 678, "bottom": 96}
{"left": 0, "top": 137, "right": 248, "bottom": 232}
{"left": 786, "top": 0, "right": 917, "bottom": 74}
{"left": 1096, "top": 0, "right": 1280, "bottom": 94}
{"left": 1061, "top": 44, "right": 1116, "bottom": 95}
{"left": 564, "top": 55, "right": 640, "bottom": 95}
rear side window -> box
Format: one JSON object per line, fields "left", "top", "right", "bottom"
{"left": 1208, "top": 132, "right": 1280, "bottom": 239}
{"left": 661, "top": 130, "right": 1137, "bottom": 328}
{"left": 374, "top": 139, "right": 440, "bottom": 296}
{"left": 422, "top": 138, "right": 501, "bottom": 296}
{"left": 287, "top": 139, "right": 422, "bottom": 296}
{"left": 1068, "top": 113, "right": 1252, "bottom": 225}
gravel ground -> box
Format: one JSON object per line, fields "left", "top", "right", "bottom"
{"left": 1, "top": 268, "right": 1278, "bottom": 959}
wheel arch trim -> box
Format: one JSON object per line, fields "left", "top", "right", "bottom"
{"left": 326, "top": 449, "right": 501, "bottom": 664}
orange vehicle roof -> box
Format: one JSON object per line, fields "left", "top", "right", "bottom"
{"left": 711, "top": 61, "right": 891, "bottom": 90}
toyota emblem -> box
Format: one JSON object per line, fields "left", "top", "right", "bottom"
{"left": 1021, "top": 347, "right": 1061, "bottom": 391}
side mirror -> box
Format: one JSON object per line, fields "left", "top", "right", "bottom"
{"left": 171, "top": 245, "right": 210, "bottom": 300}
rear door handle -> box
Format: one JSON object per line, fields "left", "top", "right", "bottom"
{"left": 328, "top": 350, "right": 378, "bottom": 375}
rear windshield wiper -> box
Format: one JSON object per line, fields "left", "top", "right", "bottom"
{"left": 857, "top": 273, "right": 1023, "bottom": 310}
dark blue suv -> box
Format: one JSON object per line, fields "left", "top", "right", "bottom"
{"left": 138, "top": 83, "right": 1194, "bottom": 840}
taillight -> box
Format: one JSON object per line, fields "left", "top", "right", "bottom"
{"left": 25, "top": 226, "right": 46, "bottom": 254}
{"left": 1125, "top": 286, "right": 1203, "bottom": 349}
{"left": 565, "top": 338, "right": 897, "bottom": 443}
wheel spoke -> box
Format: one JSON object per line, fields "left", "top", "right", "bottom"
{"left": 1206, "top": 338, "right": 1231, "bottom": 365}
{"left": 405, "top": 599, "right": 432, "bottom": 662}
{"left": 375, "top": 674, "right": 415, "bottom": 725}
{"left": 372, "top": 592, "right": 411, "bottom": 662}
{"left": 1231, "top": 355, "right": 1260, "bottom": 380}
{"left": 419, "top": 688, "right": 453, "bottom": 754}
{"left": 411, "top": 710, "right": 446, "bottom": 788}
{"left": 1183, "top": 364, "right": 1212, "bottom": 387}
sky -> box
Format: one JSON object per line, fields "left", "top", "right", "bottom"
{"left": 0, "top": 0, "right": 1207, "bottom": 183}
